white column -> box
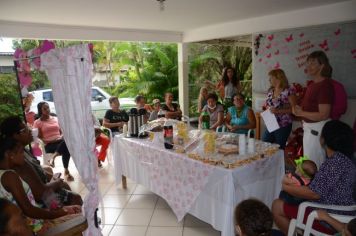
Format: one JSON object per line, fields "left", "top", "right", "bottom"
{"left": 178, "top": 43, "right": 189, "bottom": 116}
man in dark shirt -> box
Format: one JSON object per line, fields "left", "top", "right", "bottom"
{"left": 103, "top": 96, "right": 129, "bottom": 133}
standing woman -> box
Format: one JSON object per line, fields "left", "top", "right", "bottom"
{"left": 197, "top": 87, "right": 208, "bottom": 113}
{"left": 262, "top": 69, "right": 296, "bottom": 149}
{"left": 293, "top": 51, "right": 334, "bottom": 167}
{"left": 34, "top": 102, "right": 74, "bottom": 181}
{"left": 206, "top": 67, "right": 241, "bottom": 109}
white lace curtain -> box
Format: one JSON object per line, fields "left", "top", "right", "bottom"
{"left": 40, "top": 44, "right": 101, "bottom": 235}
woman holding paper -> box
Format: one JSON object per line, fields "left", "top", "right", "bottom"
{"left": 262, "top": 69, "right": 296, "bottom": 149}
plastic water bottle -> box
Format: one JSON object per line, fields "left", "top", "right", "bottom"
{"left": 201, "top": 111, "right": 210, "bottom": 129}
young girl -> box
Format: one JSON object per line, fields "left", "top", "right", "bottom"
{"left": 0, "top": 137, "right": 81, "bottom": 235}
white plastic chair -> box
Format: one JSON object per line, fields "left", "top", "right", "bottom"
{"left": 181, "top": 115, "right": 191, "bottom": 128}
{"left": 215, "top": 126, "right": 253, "bottom": 137}
{"left": 38, "top": 139, "right": 52, "bottom": 166}
{"left": 287, "top": 202, "right": 356, "bottom": 236}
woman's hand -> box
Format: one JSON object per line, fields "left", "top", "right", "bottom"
{"left": 293, "top": 105, "right": 303, "bottom": 117}
{"left": 282, "top": 174, "right": 295, "bottom": 185}
{"left": 316, "top": 210, "right": 329, "bottom": 221}
{"left": 228, "top": 125, "right": 239, "bottom": 132}
{"left": 63, "top": 205, "right": 82, "bottom": 215}
{"left": 270, "top": 107, "right": 278, "bottom": 114}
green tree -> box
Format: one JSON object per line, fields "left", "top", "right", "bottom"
{"left": 112, "top": 42, "right": 178, "bottom": 102}
{"left": 188, "top": 43, "right": 252, "bottom": 116}
{"left": 0, "top": 74, "right": 22, "bottom": 123}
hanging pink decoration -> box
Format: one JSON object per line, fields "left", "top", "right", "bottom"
{"left": 28, "top": 47, "right": 41, "bottom": 69}
{"left": 14, "top": 48, "right": 24, "bottom": 59}
{"left": 21, "top": 86, "right": 29, "bottom": 97}
{"left": 22, "top": 60, "right": 31, "bottom": 72}
{"left": 88, "top": 43, "right": 94, "bottom": 62}
{"left": 18, "top": 71, "right": 32, "bottom": 86}
{"left": 41, "top": 40, "right": 55, "bottom": 53}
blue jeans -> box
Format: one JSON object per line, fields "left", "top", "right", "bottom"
{"left": 262, "top": 123, "right": 292, "bottom": 149}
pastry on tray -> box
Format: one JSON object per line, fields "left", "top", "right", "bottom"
{"left": 217, "top": 144, "right": 239, "bottom": 155}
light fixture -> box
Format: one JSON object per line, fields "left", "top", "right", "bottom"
{"left": 156, "top": 0, "right": 166, "bottom": 11}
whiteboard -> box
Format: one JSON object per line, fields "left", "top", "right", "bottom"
{"left": 252, "top": 21, "right": 356, "bottom": 98}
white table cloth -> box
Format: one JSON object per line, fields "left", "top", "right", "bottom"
{"left": 112, "top": 135, "right": 284, "bottom": 236}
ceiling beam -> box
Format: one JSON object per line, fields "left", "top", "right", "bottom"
{"left": 0, "top": 20, "right": 183, "bottom": 43}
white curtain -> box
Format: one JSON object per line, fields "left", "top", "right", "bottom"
{"left": 40, "top": 44, "right": 101, "bottom": 235}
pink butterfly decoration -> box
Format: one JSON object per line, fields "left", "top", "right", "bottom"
{"left": 334, "top": 28, "right": 341, "bottom": 36}
{"left": 319, "top": 40, "right": 329, "bottom": 51}
{"left": 267, "top": 35, "right": 274, "bottom": 41}
{"left": 266, "top": 44, "right": 271, "bottom": 49}
{"left": 285, "top": 34, "right": 293, "bottom": 43}
{"left": 266, "top": 53, "right": 272, "bottom": 58}
{"left": 299, "top": 33, "right": 304, "bottom": 38}
{"left": 274, "top": 50, "right": 280, "bottom": 55}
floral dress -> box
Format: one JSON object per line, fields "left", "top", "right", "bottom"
{"left": 265, "top": 87, "right": 295, "bottom": 128}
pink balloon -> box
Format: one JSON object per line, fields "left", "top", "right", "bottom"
{"left": 41, "top": 40, "right": 55, "bottom": 53}
{"left": 14, "top": 48, "right": 24, "bottom": 59}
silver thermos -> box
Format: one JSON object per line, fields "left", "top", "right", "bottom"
{"left": 128, "top": 108, "right": 138, "bottom": 137}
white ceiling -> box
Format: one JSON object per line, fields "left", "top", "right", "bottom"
{"left": 0, "top": 0, "right": 349, "bottom": 32}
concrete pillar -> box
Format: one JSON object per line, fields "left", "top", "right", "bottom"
{"left": 178, "top": 43, "right": 189, "bottom": 116}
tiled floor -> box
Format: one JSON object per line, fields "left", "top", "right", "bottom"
{"left": 50, "top": 157, "right": 221, "bottom": 236}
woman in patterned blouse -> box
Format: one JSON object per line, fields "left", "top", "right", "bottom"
{"left": 262, "top": 69, "right": 296, "bottom": 149}
{"left": 272, "top": 120, "right": 356, "bottom": 235}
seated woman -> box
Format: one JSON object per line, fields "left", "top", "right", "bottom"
{"left": 149, "top": 98, "right": 161, "bottom": 121}
{"left": 272, "top": 120, "right": 356, "bottom": 235}
{"left": 0, "top": 116, "right": 83, "bottom": 206}
{"left": 34, "top": 102, "right": 74, "bottom": 181}
{"left": 0, "top": 198, "right": 33, "bottom": 236}
{"left": 225, "top": 93, "right": 256, "bottom": 135}
{"left": 198, "top": 93, "right": 224, "bottom": 130}
{"left": 33, "top": 102, "right": 74, "bottom": 181}
{"left": 103, "top": 96, "right": 129, "bottom": 134}
{"left": 161, "top": 92, "right": 182, "bottom": 120}
{"left": 0, "top": 137, "right": 81, "bottom": 235}
{"left": 135, "top": 95, "right": 150, "bottom": 123}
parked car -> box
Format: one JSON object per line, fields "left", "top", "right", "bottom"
{"left": 30, "top": 86, "right": 135, "bottom": 118}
